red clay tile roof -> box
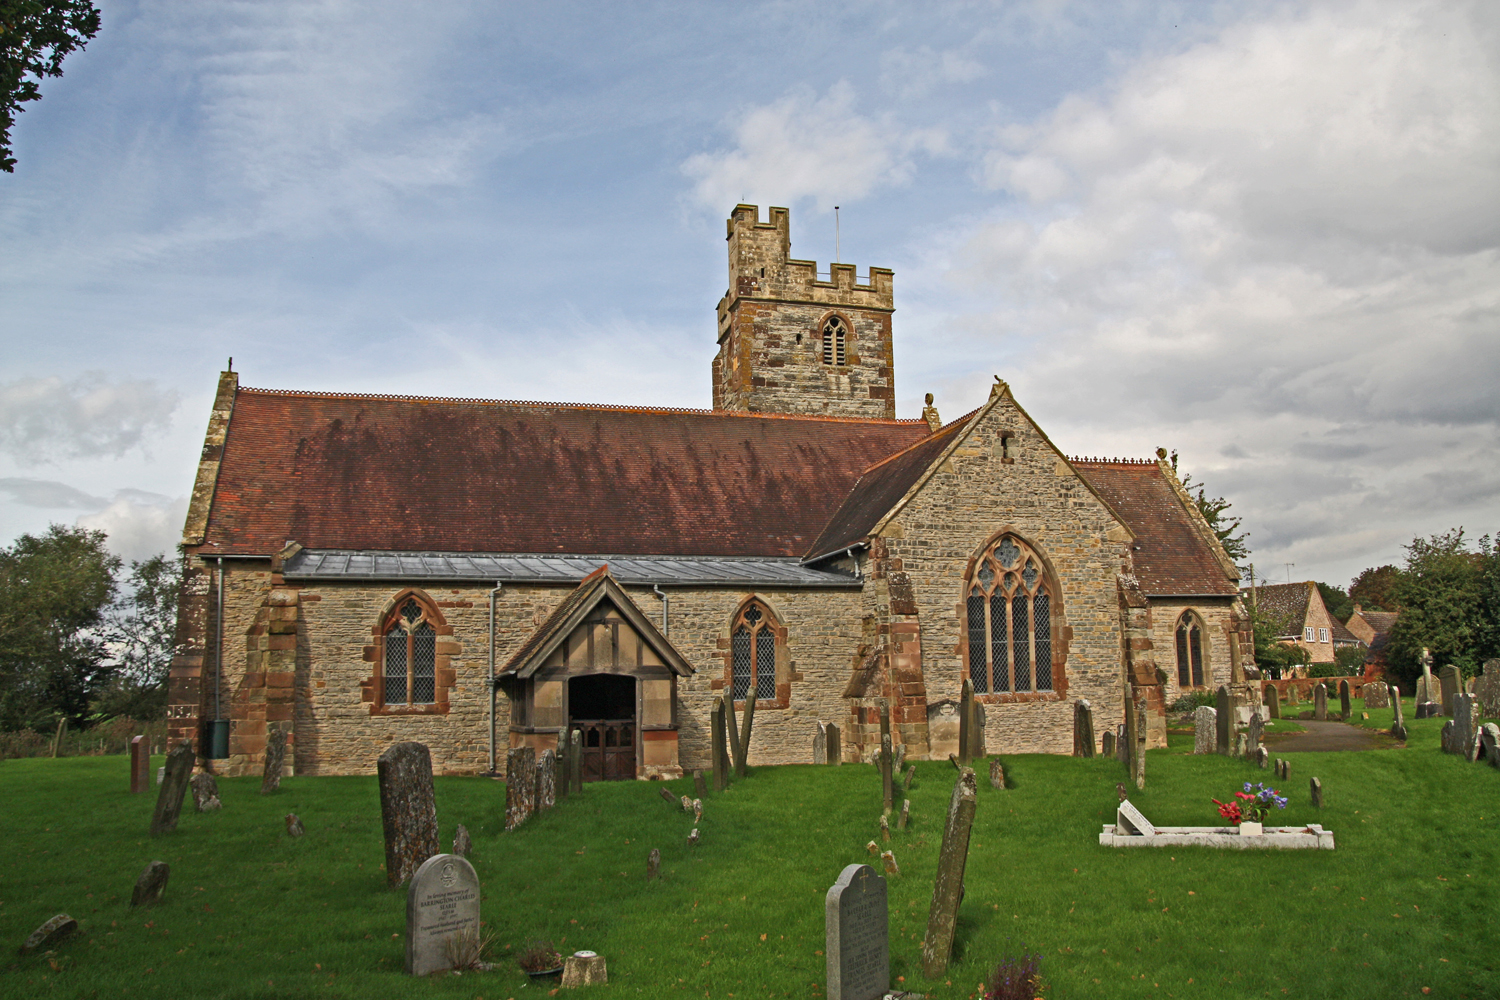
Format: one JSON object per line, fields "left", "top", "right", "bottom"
{"left": 803, "top": 413, "right": 974, "bottom": 561}
{"left": 1357, "top": 610, "right": 1399, "bottom": 637}
{"left": 1072, "top": 460, "right": 1239, "bottom": 597}
{"left": 1242, "top": 581, "right": 1312, "bottom": 636}
{"left": 201, "top": 387, "right": 931, "bottom": 557}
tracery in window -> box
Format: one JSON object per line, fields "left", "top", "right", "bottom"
{"left": 964, "top": 535, "right": 1054, "bottom": 694}
{"left": 1175, "top": 612, "right": 1205, "bottom": 688}
{"left": 730, "top": 601, "right": 779, "bottom": 703}
{"left": 821, "top": 316, "right": 848, "bottom": 366}
{"left": 383, "top": 597, "right": 437, "bottom": 706}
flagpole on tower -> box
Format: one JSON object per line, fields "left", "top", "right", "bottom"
{"left": 835, "top": 206, "right": 840, "bottom": 264}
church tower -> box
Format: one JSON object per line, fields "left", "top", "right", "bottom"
{"left": 712, "top": 205, "right": 896, "bottom": 419}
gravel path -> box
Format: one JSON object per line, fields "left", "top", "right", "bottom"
{"left": 1261, "top": 719, "right": 1398, "bottom": 752}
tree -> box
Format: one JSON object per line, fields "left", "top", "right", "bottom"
{"left": 1, "top": 0, "right": 101, "bottom": 173}
{"left": 1349, "top": 564, "right": 1401, "bottom": 612}
{"left": 1384, "top": 529, "right": 1499, "bottom": 687}
{"left": 1316, "top": 582, "right": 1354, "bottom": 623}
{"left": 0, "top": 523, "right": 119, "bottom": 730}
{"left": 95, "top": 552, "right": 180, "bottom": 720}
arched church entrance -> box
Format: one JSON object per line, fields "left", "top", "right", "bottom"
{"left": 569, "top": 673, "right": 636, "bottom": 781}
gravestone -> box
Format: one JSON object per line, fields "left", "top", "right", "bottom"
{"left": 814, "top": 722, "right": 828, "bottom": 765}
{"left": 1101, "top": 729, "right": 1115, "bottom": 758}
{"left": 260, "top": 725, "right": 286, "bottom": 795}
{"left": 1115, "top": 800, "right": 1155, "bottom": 836}
{"left": 881, "top": 851, "right": 900, "bottom": 877}
{"left": 1133, "top": 698, "right": 1147, "bottom": 789}
{"left": 825, "top": 863, "right": 889, "bottom": 1000}
{"left": 1416, "top": 670, "right": 1439, "bottom": 713}
{"left": 1233, "top": 733, "right": 1247, "bottom": 758}
{"left": 1479, "top": 723, "right": 1500, "bottom": 768}
{"left": 149, "top": 742, "right": 195, "bottom": 837}
{"left": 1264, "top": 685, "right": 1280, "bottom": 720}
{"left": 1313, "top": 684, "right": 1328, "bottom": 721}
{"left": 898, "top": 799, "right": 910, "bottom": 830}
{"left": 1281, "top": 759, "right": 1291, "bottom": 781}
{"left": 286, "top": 813, "right": 305, "bottom": 837}
{"left": 711, "top": 698, "right": 729, "bottom": 792}
{"left": 1286, "top": 684, "right": 1299, "bottom": 706}
{"left": 377, "top": 741, "right": 440, "bottom": 887}
{"left": 926, "top": 700, "right": 961, "bottom": 760}
{"left": 680, "top": 794, "right": 692, "bottom": 813}
{"left": 647, "top": 848, "right": 661, "bottom": 880}
{"left": 920, "top": 767, "right": 978, "bottom": 978}
{"left": 893, "top": 744, "right": 906, "bottom": 774}
{"left": 688, "top": 828, "right": 699, "bottom": 847}
{"left": 1256, "top": 746, "right": 1270, "bottom": 769}
{"left": 989, "top": 759, "right": 1004, "bottom": 790}
{"left": 1115, "top": 724, "right": 1128, "bottom": 764}
{"left": 693, "top": 770, "right": 707, "bottom": 798}
{"left": 555, "top": 732, "right": 570, "bottom": 799}
{"left": 1454, "top": 694, "right": 1477, "bottom": 760}
{"left": 1363, "top": 683, "right": 1389, "bottom": 709}
{"left": 453, "top": 824, "right": 470, "bottom": 857}
{"left": 1215, "top": 687, "right": 1232, "bottom": 755}
{"left": 190, "top": 772, "right": 221, "bottom": 812}
{"left": 569, "top": 729, "right": 583, "bottom": 793}
{"left": 737, "top": 694, "right": 756, "bottom": 778}
{"left": 903, "top": 764, "right": 915, "bottom": 790}
{"left": 1310, "top": 777, "right": 1323, "bottom": 809}
{"left": 1440, "top": 665, "right": 1463, "bottom": 717}
{"left": 405, "top": 853, "right": 480, "bottom": 977}
{"left": 536, "top": 749, "right": 556, "bottom": 811}
{"left": 505, "top": 747, "right": 537, "bottom": 831}
{"left": 130, "top": 735, "right": 149, "bottom": 794}
{"left": 1124, "top": 696, "right": 1139, "bottom": 776}
{"left": 562, "top": 951, "right": 608, "bottom": 987}
{"left": 1339, "top": 681, "right": 1352, "bottom": 720}
{"left": 879, "top": 814, "right": 890, "bottom": 842}
{"left": 1390, "top": 685, "right": 1408, "bottom": 740}
{"left": 957, "top": 681, "right": 973, "bottom": 765}
{"left": 1474, "top": 661, "right": 1500, "bottom": 719}
{"left": 880, "top": 733, "right": 894, "bottom": 812}
{"left": 725, "top": 695, "right": 743, "bottom": 777}
{"left": 1192, "top": 707, "right": 1217, "bottom": 754}
{"left": 131, "top": 861, "right": 169, "bottom": 907}
{"left": 693, "top": 798, "right": 703, "bottom": 822}
{"left": 827, "top": 723, "right": 842, "bottom": 766}
{"left": 1073, "top": 699, "right": 1095, "bottom": 757}
{"left": 1440, "top": 720, "right": 1457, "bottom": 754}
{"left": 19, "top": 914, "right": 77, "bottom": 954}
{"left": 1247, "top": 712, "right": 1264, "bottom": 754}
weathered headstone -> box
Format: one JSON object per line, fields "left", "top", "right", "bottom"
{"left": 989, "top": 758, "right": 1004, "bottom": 790}
{"left": 957, "top": 680, "right": 974, "bottom": 766}
{"left": 1338, "top": 680, "right": 1352, "bottom": 721}
{"left": 505, "top": 747, "right": 537, "bottom": 831}
{"left": 1454, "top": 693, "right": 1478, "bottom": 760}
{"left": 893, "top": 743, "right": 906, "bottom": 774}
{"left": 377, "top": 741, "right": 440, "bottom": 887}
{"left": 814, "top": 722, "right": 828, "bottom": 765}
{"left": 920, "top": 767, "right": 977, "bottom": 978}
{"left": 693, "top": 798, "right": 702, "bottom": 822}
{"left": 903, "top": 763, "right": 915, "bottom": 790}
{"left": 879, "top": 814, "right": 890, "bottom": 842}
{"left": 647, "top": 847, "right": 661, "bottom": 880}
{"left": 1310, "top": 777, "right": 1323, "bottom": 809}
{"left": 711, "top": 698, "right": 729, "bottom": 792}
{"left": 693, "top": 769, "right": 707, "bottom": 798}
{"left": 738, "top": 693, "right": 756, "bottom": 778}
{"left": 555, "top": 733, "right": 570, "bottom": 799}
{"left": 725, "top": 694, "right": 743, "bottom": 777}
{"left": 260, "top": 725, "right": 286, "bottom": 795}
{"left": 19, "top": 914, "right": 76, "bottom": 954}
{"left": 1256, "top": 746, "right": 1270, "bottom": 769}
{"left": 131, "top": 861, "right": 169, "bottom": 907}
{"left": 827, "top": 722, "right": 842, "bottom": 766}
{"left": 881, "top": 850, "right": 900, "bottom": 878}
{"left": 569, "top": 728, "right": 583, "bottom": 792}
{"left": 1440, "top": 719, "right": 1457, "bottom": 754}
{"left": 561, "top": 950, "right": 608, "bottom": 987}
{"left": 880, "top": 733, "right": 894, "bottom": 812}
{"left": 1101, "top": 729, "right": 1116, "bottom": 758}
{"left": 405, "top": 853, "right": 480, "bottom": 977}
{"left": 1390, "top": 684, "right": 1407, "bottom": 740}
{"left": 1474, "top": 660, "right": 1500, "bottom": 719}
{"left": 898, "top": 798, "right": 910, "bottom": 830}
{"left": 1313, "top": 684, "right": 1328, "bottom": 721}
{"left": 1362, "top": 682, "right": 1389, "bottom": 709}
{"left": 1281, "top": 759, "right": 1291, "bottom": 782}
{"left": 1193, "top": 706, "right": 1217, "bottom": 754}
{"left": 688, "top": 828, "right": 699, "bottom": 847}
{"left": 536, "top": 749, "right": 556, "bottom": 811}
{"left": 190, "top": 772, "right": 221, "bottom": 812}
{"left": 1215, "top": 686, "right": 1232, "bottom": 755}
{"left": 1263, "top": 685, "right": 1281, "bottom": 720}
{"left": 1233, "top": 732, "right": 1247, "bottom": 758}
{"left": 1440, "top": 665, "right": 1462, "bottom": 717}
{"left": 1073, "top": 699, "right": 1095, "bottom": 757}
{"left": 453, "top": 824, "right": 470, "bottom": 857}
{"left": 130, "top": 735, "right": 149, "bottom": 794}
{"left": 1132, "top": 698, "right": 1147, "bottom": 789}
{"left": 659, "top": 785, "right": 675, "bottom": 806}
{"left": 149, "top": 742, "right": 195, "bottom": 837}
{"left": 1479, "top": 723, "right": 1500, "bottom": 768}
{"left": 1115, "top": 723, "right": 1129, "bottom": 764}
{"left": 1247, "top": 712, "right": 1264, "bottom": 753}
{"left": 1124, "top": 696, "right": 1140, "bottom": 776}
{"left": 825, "top": 863, "right": 889, "bottom": 1000}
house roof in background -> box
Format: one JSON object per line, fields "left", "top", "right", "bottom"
{"left": 1244, "top": 581, "right": 1313, "bottom": 636}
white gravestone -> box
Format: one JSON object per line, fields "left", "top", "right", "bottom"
{"left": 825, "top": 863, "right": 889, "bottom": 1000}
{"left": 1116, "top": 800, "right": 1156, "bottom": 836}
{"left": 406, "top": 853, "right": 481, "bottom": 976}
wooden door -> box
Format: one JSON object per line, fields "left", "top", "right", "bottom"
{"left": 576, "top": 720, "right": 636, "bottom": 781}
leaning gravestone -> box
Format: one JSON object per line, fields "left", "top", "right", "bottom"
{"left": 921, "top": 767, "right": 978, "bottom": 978}
{"left": 131, "top": 861, "right": 169, "bottom": 907}
{"left": 260, "top": 725, "right": 286, "bottom": 795}
{"left": 505, "top": 747, "right": 537, "bottom": 831}
{"left": 1193, "top": 706, "right": 1217, "bottom": 754}
{"left": 536, "top": 749, "right": 556, "bottom": 811}
{"left": 1310, "top": 777, "right": 1323, "bottom": 808}
{"left": 1073, "top": 699, "right": 1095, "bottom": 757}
{"left": 19, "top": 914, "right": 77, "bottom": 954}
{"left": 1264, "top": 685, "right": 1280, "bottom": 720}
{"left": 149, "top": 742, "right": 195, "bottom": 837}
{"left": 1439, "top": 665, "right": 1462, "bottom": 717}
{"left": 190, "top": 772, "right": 222, "bottom": 812}
{"left": 377, "top": 741, "right": 440, "bottom": 888}
{"left": 814, "top": 722, "right": 828, "bottom": 765}
{"left": 406, "top": 853, "right": 480, "bottom": 977}
{"left": 1215, "top": 687, "right": 1232, "bottom": 755}
{"left": 1363, "top": 683, "right": 1389, "bottom": 709}
{"left": 825, "top": 863, "right": 889, "bottom": 1000}
{"left": 1339, "top": 680, "right": 1352, "bottom": 721}
{"left": 1390, "top": 685, "right": 1407, "bottom": 740}
{"left": 130, "top": 735, "right": 149, "bottom": 794}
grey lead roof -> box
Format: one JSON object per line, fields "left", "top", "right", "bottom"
{"left": 282, "top": 549, "right": 861, "bottom": 588}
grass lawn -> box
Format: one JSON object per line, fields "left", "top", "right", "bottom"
{"left": 2, "top": 714, "right": 1496, "bottom": 1000}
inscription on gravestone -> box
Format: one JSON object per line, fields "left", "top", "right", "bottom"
{"left": 1362, "top": 682, "right": 1388, "bottom": 709}
{"left": 406, "top": 853, "right": 481, "bottom": 977}
{"left": 825, "top": 863, "right": 888, "bottom": 1000}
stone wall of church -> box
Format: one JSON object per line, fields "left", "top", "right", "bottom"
{"left": 875, "top": 390, "right": 1133, "bottom": 755}
{"left": 1149, "top": 597, "right": 1240, "bottom": 703}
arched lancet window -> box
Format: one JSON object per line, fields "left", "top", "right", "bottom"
{"left": 821, "top": 316, "right": 848, "bottom": 366}
{"left": 384, "top": 597, "right": 437, "bottom": 706}
{"left": 965, "top": 535, "right": 1054, "bottom": 694}
{"left": 731, "top": 601, "right": 778, "bottom": 704}
{"left": 1175, "top": 612, "right": 1206, "bottom": 688}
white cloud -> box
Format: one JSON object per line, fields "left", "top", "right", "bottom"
{"left": 76, "top": 492, "right": 188, "bottom": 564}
{"left": 880, "top": 45, "right": 987, "bottom": 99}
{"left": 0, "top": 373, "right": 181, "bottom": 463}
{"left": 682, "top": 82, "right": 946, "bottom": 212}
{"left": 0, "top": 478, "right": 108, "bottom": 509}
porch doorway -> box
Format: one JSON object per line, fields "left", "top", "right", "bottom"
{"left": 569, "top": 673, "right": 636, "bottom": 781}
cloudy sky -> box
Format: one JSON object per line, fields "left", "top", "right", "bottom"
{"left": 1, "top": 0, "right": 1496, "bottom": 590}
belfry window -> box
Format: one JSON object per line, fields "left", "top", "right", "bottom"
{"left": 731, "top": 601, "right": 778, "bottom": 703}
{"left": 1175, "top": 612, "right": 1205, "bottom": 688}
{"left": 821, "top": 316, "right": 848, "bottom": 366}
{"left": 384, "top": 598, "right": 437, "bottom": 705}
{"left": 964, "top": 535, "right": 1054, "bottom": 694}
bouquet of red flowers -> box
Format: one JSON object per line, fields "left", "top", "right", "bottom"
{"left": 1212, "top": 782, "right": 1287, "bottom": 825}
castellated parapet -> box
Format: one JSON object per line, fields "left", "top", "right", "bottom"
{"left": 712, "top": 204, "right": 896, "bottom": 419}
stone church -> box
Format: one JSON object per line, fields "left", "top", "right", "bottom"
{"left": 167, "top": 204, "right": 1249, "bottom": 779}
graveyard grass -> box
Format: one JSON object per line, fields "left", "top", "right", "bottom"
{"left": 3, "top": 699, "right": 1496, "bottom": 1000}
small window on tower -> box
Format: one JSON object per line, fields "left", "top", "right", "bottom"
{"left": 821, "top": 316, "right": 848, "bottom": 366}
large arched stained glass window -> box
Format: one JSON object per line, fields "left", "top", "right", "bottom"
{"left": 965, "top": 535, "right": 1054, "bottom": 694}
{"left": 731, "top": 601, "right": 779, "bottom": 704}
{"left": 1175, "top": 612, "right": 1206, "bottom": 688}
{"left": 384, "top": 597, "right": 437, "bottom": 706}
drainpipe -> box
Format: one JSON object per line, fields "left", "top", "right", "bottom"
{"left": 215, "top": 558, "right": 224, "bottom": 723}
{"left": 652, "top": 585, "right": 669, "bottom": 638}
{"left": 488, "top": 581, "right": 503, "bottom": 775}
